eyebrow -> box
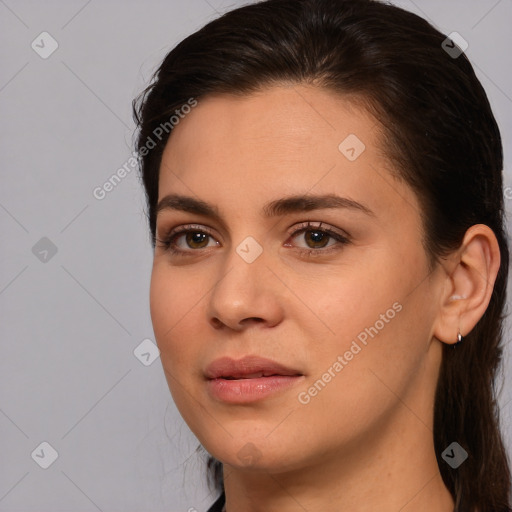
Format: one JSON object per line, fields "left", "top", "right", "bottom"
{"left": 156, "top": 193, "right": 375, "bottom": 224}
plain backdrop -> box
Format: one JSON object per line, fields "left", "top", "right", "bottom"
{"left": 1, "top": 0, "right": 511, "bottom": 511}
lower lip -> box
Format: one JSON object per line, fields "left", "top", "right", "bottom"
{"left": 207, "top": 375, "right": 304, "bottom": 403}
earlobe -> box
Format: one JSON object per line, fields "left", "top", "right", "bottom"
{"left": 433, "top": 224, "right": 501, "bottom": 346}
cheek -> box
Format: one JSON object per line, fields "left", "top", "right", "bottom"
{"left": 149, "top": 264, "right": 207, "bottom": 421}
{"left": 303, "top": 261, "right": 400, "bottom": 341}
{"left": 302, "top": 249, "right": 432, "bottom": 381}
{"left": 150, "top": 262, "right": 206, "bottom": 330}
{"left": 149, "top": 264, "right": 201, "bottom": 369}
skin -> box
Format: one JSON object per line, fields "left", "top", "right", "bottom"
{"left": 149, "top": 84, "right": 500, "bottom": 512}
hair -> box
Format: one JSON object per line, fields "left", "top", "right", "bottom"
{"left": 132, "top": 0, "right": 511, "bottom": 509}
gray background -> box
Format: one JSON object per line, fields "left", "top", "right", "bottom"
{"left": 1, "top": 0, "right": 511, "bottom": 511}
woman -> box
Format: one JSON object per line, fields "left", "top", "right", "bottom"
{"left": 133, "top": 0, "right": 511, "bottom": 510}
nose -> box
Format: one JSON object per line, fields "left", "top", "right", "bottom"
{"left": 207, "top": 245, "right": 285, "bottom": 331}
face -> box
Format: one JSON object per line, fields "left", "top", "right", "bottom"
{"left": 150, "top": 85, "right": 446, "bottom": 474}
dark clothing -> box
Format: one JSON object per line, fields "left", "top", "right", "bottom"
{"left": 206, "top": 492, "right": 225, "bottom": 512}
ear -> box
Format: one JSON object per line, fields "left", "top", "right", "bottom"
{"left": 433, "top": 224, "right": 501, "bottom": 345}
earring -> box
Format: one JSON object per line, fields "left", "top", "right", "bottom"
{"left": 453, "top": 330, "right": 464, "bottom": 347}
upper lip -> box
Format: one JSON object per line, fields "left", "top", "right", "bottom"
{"left": 204, "top": 355, "right": 303, "bottom": 380}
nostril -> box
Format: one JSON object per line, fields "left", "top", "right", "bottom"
{"left": 210, "top": 317, "right": 223, "bottom": 328}
{"left": 242, "top": 317, "right": 264, "bottom": 324}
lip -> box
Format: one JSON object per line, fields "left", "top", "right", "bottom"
{"left": 204, "top": 355, "right": 303, "bottom": 380}
{"left": 204, "top": 355, "right": 304, "bottom": 404}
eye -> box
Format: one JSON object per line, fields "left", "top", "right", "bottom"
{"left": 155, "top": 221, "right": 351, "bottom": 258}
{"left": 285, "top": 221, "right": 351, "bottom": 256}
{"left": 156, "top": 224, "right": 219, "bottom": 255}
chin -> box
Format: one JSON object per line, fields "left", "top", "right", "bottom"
{"left": 207, "top": 437, "right": 306, "bottom": 473}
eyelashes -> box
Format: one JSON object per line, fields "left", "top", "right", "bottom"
{"left": 284, "top": 221, "right": 351, "bottom": 256}
{"left": 156, "top": 223, "right": 218, "bottom": 255}
{"left": 155, "top": 221, "right": 351, "bottom": 258}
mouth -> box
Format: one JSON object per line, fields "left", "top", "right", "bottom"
{"left": 204, "top": 355, "right": 303, "bottom": 381}
{"left": 204, "top": 355, "right": 304, "bottom": 403}
{"left": 221, "top": 371, "right": 301, "bottom": 380}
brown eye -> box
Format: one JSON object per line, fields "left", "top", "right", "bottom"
{"left": 156, "top": 224, "right": 219, "bottom": 255}
{"left": 302, "top": 229, "right": 331, "bottom": 249}
{"left": 286, "top": 222, "right": 351, "bottom": 256}
{"left": 184, "top": 231, "right": 210, "bottom": 249}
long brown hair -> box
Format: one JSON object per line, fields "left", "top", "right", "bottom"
{"left": 133, "top": 0, "right": 511, "bottom": 509}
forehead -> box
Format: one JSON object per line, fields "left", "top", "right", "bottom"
{"left": 162, "top": 85, "right": 376, "bottom": 171}
{"left": 158, "top": 85, "right": 420, "bottom": 226}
